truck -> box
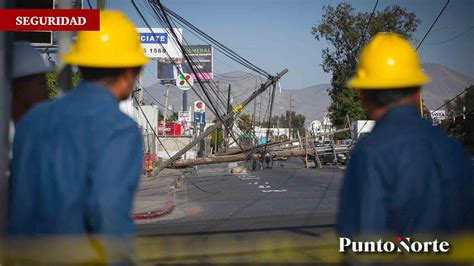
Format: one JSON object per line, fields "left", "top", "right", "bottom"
{"left": 351, "top": 120, "right": 376, "bottom": 142}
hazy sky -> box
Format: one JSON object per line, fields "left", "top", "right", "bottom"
{"left": 110, "top": 0, "right": 474, "bottom": 89}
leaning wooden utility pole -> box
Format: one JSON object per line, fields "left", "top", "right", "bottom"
{"left": 288, "top": 94, "right": 293, "bottom": 140}
{"left": 173, "top": 146, "right": 349, "bottom": 168}
{"left": 156, "top": 69, "right": 288, "bottom": 173}
{"left": 218, "top": 127, "right": 351, "bottom": 156}
{"left": 224, "top": 84, "right": 232, "bottom": 152}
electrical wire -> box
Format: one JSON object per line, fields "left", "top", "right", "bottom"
{"left": 416, "top": 0, "right": 450, "bottom": 51}
{"left": 132, "top": 0, "right": 227, "bottom": 120}
{"left": 426, "top": 26, "right": 474, "bottom": 45}
{"left": 132, "top": 0, "right": 284, "bottom": 171}
{"left": 431, "top": 88, "right": 469, "bottom": 113}
{"left": 356, "top": 0, "right": 379, "bottom": 55}
{"left": 134, "top": 1, "right": 245, "bottom": 162}
{"left": 148, "top": 0, "right": 257, "bottom": 152}
{"left": 157, "top": 2, "right": 271, "bottom": 78}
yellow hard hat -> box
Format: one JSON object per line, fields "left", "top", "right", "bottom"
{"left": 346, "top": 32, "right": 430, "bottom": 89}
{"left": 62, "top": 10, "right": 149, "bottom": 68}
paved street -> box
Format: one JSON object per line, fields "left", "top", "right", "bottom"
{"left": 138, "top": 158, "right": 344, "bottom": 235}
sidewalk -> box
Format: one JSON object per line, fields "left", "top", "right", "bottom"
{"left": 133, "top": 168, "right": 183, "bottom": 223}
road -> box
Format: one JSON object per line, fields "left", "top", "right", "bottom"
{"left": 138, "top": 158, "right": 344, "bottom": 235}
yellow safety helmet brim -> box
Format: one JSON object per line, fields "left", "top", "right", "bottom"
{"left": 62, "top": 10, "right": 150, "bottom": 68}
{"left": 347, "top": 32, "right": 430, "bottom": 90}
{"left": 62, "top": 50, "right": 150, "bottom": 68}
{"left": 347, "top": 73, "right": 430, "bottom": 89}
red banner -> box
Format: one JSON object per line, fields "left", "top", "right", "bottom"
{"left": 157, "top": 124, "right": 182, "bottom": 136}
{"left": 0, "top": 9, "right": 100, "bottom": 31}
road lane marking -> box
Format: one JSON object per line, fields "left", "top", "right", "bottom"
{"left": 262, "top": 189, "right": 287, "bottom": 193}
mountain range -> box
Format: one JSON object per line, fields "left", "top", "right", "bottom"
{"left": 143, "top": 63, "right": 474, "bottom": 124}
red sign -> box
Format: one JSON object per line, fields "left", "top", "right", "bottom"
{"left": 157, "top": 124, "right": 181, "bottom": 136}
{"left": 0, "top": 9, "right": 100, "bottom": 31}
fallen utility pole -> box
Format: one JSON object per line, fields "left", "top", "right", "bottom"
{"left": 218, "top": 127, "right": 351, "bottom": 156}
{"left": 172, "top": 146, "right": 349, "bottom": 168}
{"left": 156, "top": 69, "right": 289, "bottom": 172}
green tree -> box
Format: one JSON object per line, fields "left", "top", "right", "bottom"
{"left": 464, "top": 85, "right": 474, "bottom": 145}
{"left": 261, "top": 111, "right": 306, "bottom": 138}
{"left": 46, "top": 71, "right": 82, "bottom": 99}
{"left": 311, "top": 3, "right": 419, "bottom": 127}
{"left": 237, "top": 113, "right": 253, "bottom": 134}
{"left": 441, "top": 85, "right": 474, "bottom": 144}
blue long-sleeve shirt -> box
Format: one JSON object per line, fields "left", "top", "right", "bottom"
{"left": 338, "top": 105, "right": 473, "bottom": 237}
{"left": 8, "top": 81, "right": 143, "bottom": 236}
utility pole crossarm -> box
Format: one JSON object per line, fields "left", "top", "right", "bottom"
{"left": 156, "top": 69, "right": 288, "bottom": 173}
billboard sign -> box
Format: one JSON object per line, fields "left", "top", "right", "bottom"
{"left": 137, "top": 28, "right": 182, "bottom": 59}
{"left": 157, "top": 123, "right": 181, "bottom": 136}
{"left": 183, "top": 45, "right": 213, "bottom": 80}
{"left": 157, "top": 44, "right": 212, "bottom": 81}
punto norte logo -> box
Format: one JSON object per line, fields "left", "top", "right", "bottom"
{"left": 339, "top": 237, "right": 450, "bottom": 253}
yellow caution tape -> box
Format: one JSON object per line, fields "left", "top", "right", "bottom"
{"left": 232, "top": 104, "right": 243, "bottom": 113}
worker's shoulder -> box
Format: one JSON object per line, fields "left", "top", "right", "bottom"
{"left": 359, "top": 117, "right": 466, "bottom": 156}
{"left": 15, "top": 99, "right": 55, "bottom": 133}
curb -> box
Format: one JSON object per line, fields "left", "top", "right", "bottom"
{"left": 133, "top": 193, "right": 175, "bottom": 221}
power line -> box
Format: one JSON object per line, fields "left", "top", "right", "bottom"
{"left": 157, "top": 2, "right": 271, "bottom": 77}
{"left": 356, "top": 0, "right": 379, "bottom": 55}
{"left": 131, "top": 0, "right": 228, "bottom": 124}
{"left": 147, "top": 0, "right": 248, "bottom": 150}
{"left": 431, "top": 88, "right": 469, "bottom": 113}
{"left": 144, "top": 2, "right": 232, "bottom": 120}
{"left": 416, "top": 0, "right": 450, "bottom": 51}
{"left": 426, "top": 26, "right": 474, "bottom": 45}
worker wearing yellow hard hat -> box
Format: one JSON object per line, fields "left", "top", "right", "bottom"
{"left": 62, "top": 10, "right": 149, "bottom": 68}
{"left": 338, "top": 33, "right": 473, "bottom": 246}
{"left": 347, "top": 33, "right": 430, "bottom": 89}
{"left": 8, "top": 10, "right": 149, "bottom": 264}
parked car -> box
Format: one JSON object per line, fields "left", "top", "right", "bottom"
{"left": 308, "top": 152, "right": 347, "bottom": 165}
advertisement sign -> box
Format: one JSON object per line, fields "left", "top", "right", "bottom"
{"left": 430, "top": 110, "right": 446, "bottom": 124}
{"left": 137, "top": 28, "right": 182, "bottom": 59}
{"left": 193, "top": 112, "right": 201, "bottom": 123}
{"left": 176, "top": 73, "right": 193, "bottom": 90}
{"left": 178, "top": 111, "right": 191, "bottom": 123}
{"left": 194, "top": 100, "right": 206, "bottom": 113}
{"left": 157, "top": 44, "right": 212, "bottom": 81}
{"left": 157, "top": 123, "right": 181, "bottom": 136}
{"left": 183, "top": 45, "right": 213, "bottom": 80}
